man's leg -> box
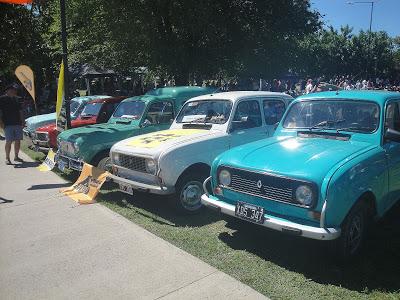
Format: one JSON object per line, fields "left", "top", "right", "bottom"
{"left": 5, "top": 141, "right": 12, "bottom": 160}
{"left": 14, "top": 140, "right": 21, "bottom": 159}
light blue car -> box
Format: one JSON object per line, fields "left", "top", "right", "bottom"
{"left": 23, "top": 95, "right": 110, "bottom": 145}
{"left": 202, "top": 90, "right": 400, "bottom": 259}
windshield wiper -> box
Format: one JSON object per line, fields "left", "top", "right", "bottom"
{"left": 309, "top": 119, "right": 345, "bottom": 131}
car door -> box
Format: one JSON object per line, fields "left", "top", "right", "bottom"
{"left": 140, "top": 101, "right": 175, "bottom": 135}
{"left": 229, "top": 98, "right": 267, "bottom": 148}
{"left": 262, "top": 98, "right": 287, "bottom": 136}
{"left": 382, "top": 100, "right": 400, "bottom": 209}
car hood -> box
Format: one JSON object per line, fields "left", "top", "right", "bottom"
{"left": 58, "top": 122, "right": 139, "bottom": 146}
{"left": 25, "top": 113, "right": 56, "bottom": 131}
{"left": 112, "top": 128, "right": 221, "bottom": 158}
{"left": 219, "top": 136, "right": 377, "bottom": 185}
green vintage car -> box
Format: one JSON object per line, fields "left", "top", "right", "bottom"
{"left": 56, "top": 86, "right": 216, "bottom": 171}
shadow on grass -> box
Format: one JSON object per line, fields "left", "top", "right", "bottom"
{"left": 98, "top": 189, "right": 221, "bottom": 228}
{"left": 218, "top": 202, "right": 400, "bottom": 294}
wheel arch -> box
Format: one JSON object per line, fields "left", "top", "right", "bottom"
{"left": 90, "top": 148, "right": 111, "bottom": 166}
{"left": 175, "top": 162, "right": 211, "bottom": 187}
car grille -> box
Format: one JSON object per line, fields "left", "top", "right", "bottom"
{"left": 220, "top": 166, "right": 315, "bottom": 206}
{"left": 117, "top": 154, "right": 146, "bottom": 173}
{"left": 36, "top": 132, "right": 48, "bottom": 141}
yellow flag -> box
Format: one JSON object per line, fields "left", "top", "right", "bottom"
{"left": 36, "top": 149, "right": 56, "bottom": 172}
{"left": 56, "top": 60, "right": 65, "bottom": 120}
{"left": 15, "top": 65, "right": 35, "bottom": 102}
{"left": 61, "top": 163, "right": 109, "bottom": 204}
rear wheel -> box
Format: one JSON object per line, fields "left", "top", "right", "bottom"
{"left": 174, "top": 171, "right": 208, "bottom": 214}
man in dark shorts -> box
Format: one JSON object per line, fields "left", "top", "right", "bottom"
{"left": 0, "top": 84, "right": 24, "bottom": 165}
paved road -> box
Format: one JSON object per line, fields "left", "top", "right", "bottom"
{"left": 0, "top": 140, "right": 266, "bottom": 300}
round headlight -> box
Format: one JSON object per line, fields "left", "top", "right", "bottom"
{"left": 112, "top": 152, "right": 120, "bottom": 164}
{"left": 219, "top": 169, "right": 231, "bottom": 186}
{"left": 295, "top": 185, "right": 313, "bottom": 206}
{"left": 145, "top": 159, "right": 157, "bottom": 174}
{"left": 73, "top": 141, "right": 80, "bottom": 154}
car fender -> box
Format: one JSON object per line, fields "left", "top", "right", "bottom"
{"left": 321, "top": 146, "right": 387, "bottom": 227}
{"left": 158, "top": 134, "right": 230, "bottom": 187}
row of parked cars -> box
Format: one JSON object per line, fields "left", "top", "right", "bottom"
{"left": 25, "top": 86, "right": 400, "bottom": 259}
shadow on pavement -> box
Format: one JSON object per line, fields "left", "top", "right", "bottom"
{"left": 13, "top": 161, "right": 40, "bottom": 168}
{"left": 218, "top": 202, "right": 400, "bottom": 293}
{"left": 99, "top": 189, "right": 221, "bottom": 228}
{"left": 0, "top": 197, "right": 14, "bottom": 204}
{"left": 28, "top": 183, "right": 71, "bottom": 190}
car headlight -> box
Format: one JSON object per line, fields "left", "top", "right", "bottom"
{"left": 219, "top": 169, "right": 231, "bottom": 186}
{"left": 145, "top": 159, "right": 157, "bottom": 174}
{"left": 73, "top": 141, "right": 80, "bottom": 154}
{"left": 295, "top": 185, "right": 313, "bottom": 206}
{"left": 112, "top": 152, "right": 120, "bottom": 164}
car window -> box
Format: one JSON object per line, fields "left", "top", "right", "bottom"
{"left": 263, "top": 100, "right": 286, "bottom": 125}
{"left": 113, "top": 100, "right": 145, "bottom": 119}
{"left": 176, "top": 100, "right": 232, "bottom": 124}
{"left": 283, "top": 100, "right": 379, "bottom": 133}
{"left": 385, "top": 102, "right": 400, "bottom": 132}
{"left": 232, "top": 100, "right": 262, "bottom": 130}
{"left": 145, "top": 101, "right": 174, "bottom": 125}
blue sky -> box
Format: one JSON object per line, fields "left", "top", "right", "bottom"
{"left": 311, "top": 0, "right": 400, "bottom": 37}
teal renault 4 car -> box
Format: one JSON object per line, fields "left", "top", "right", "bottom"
{"left": 202, "top": 90, "right": 400, "bottom": 258}
{"left": 56, "top": 86, "right": 216, "bottom": 171}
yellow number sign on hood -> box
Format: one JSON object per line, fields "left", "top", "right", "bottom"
{"left": 126, "top": 129, "right": 206, "bottom": 149}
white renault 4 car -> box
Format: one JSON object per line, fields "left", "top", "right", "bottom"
{"left": 109, "top": 91, "right": 293, "bottom": 213}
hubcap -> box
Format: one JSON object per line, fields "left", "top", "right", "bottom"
{"left": 347, "top": 214, "right": 362, "bottom": 254}
{"left": 180, "top": 181, "right": 203, "bottom": 211}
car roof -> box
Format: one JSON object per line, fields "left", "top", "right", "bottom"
{"left": 120, "top": 86, "right": 218, "bottom": 104}
{"left": 71, "top": 95, "right": 111, "bottom": 103}
{"left": 87, "top": 96, "right": 126, "bottom": 104}
{"left": 144, "top": 86, "right": 217, "bottom": 97}
{"left": 187, "top": 91, "right": 293, "bottom": 103}
{"left": 296, "top": 90, "right": 400, "bottom": 106}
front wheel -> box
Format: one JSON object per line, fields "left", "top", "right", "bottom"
{"left": 174, "top": 172, "right": 208, "bottom": 214}
{"left": 335, "top": 201, "right": 368, "bottom": 261}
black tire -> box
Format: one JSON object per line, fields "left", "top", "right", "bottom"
{"left": 173, "top": 170, "right": 209, "bottom": 214}
{"left": 335, "top": 201, "right": 368, "bottom": 261}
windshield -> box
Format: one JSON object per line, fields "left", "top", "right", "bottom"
{"left": 176, "top": 100, "right": 233, "bottom": 124}
{"left": 70, "top": 100, "right": 80, "bottom": 115}
{"left": 283, "top": 100, "right": 379, "bottom": 133}
{"left": 113, "top": 101, "right": 145, "bottom": 119}
{"left": 80, "top": 102, "right": 103, "bottom": 117}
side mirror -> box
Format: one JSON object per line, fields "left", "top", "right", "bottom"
{"left": 385, "top": 128, "right": 400, "bottom": 143}
{"left": 141, "top": 119, "right": 152, "bottom": 128}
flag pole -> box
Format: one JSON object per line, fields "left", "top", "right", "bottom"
{"left": 60, "top": 0, "right": 71, "bottom": 129}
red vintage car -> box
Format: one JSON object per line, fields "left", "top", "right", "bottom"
{"left": 32, "top": 96, "right": 126, "bottom": 151}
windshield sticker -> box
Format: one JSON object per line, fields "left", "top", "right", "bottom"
{"left": 126, "top": 129, "right": 205, "bottom": 148}
{"left": 181, "top": 115, "right": 206, "bottom": 122}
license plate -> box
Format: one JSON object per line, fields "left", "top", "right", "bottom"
{"left": 235, "top": 201, "right": 265, "bottom": 224}
{"left": 119, "top": 183, "right": 134, "bottom": 195}
{"left": 58, "top": 160, "right": 66, "bottom": 172}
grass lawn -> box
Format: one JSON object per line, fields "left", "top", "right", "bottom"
{"left": 22, "top": 141, "right": 400, "bottom": 300}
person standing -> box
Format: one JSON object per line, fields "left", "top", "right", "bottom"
{"left": 0, "top": 84, "right": 24, "bottom": 165}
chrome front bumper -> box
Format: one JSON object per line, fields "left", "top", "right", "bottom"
{"left": 56, "top": 153, "right": 84, "bottom": 171}
{"left": 108, "top": 172, "right": 174, "bottom": 195}
{"left": 201, "top": 194, "right": 341, "bottom": 241}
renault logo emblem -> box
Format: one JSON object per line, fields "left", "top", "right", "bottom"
{"left": 257, "top": 180, "right": 262, "bottom": 189}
